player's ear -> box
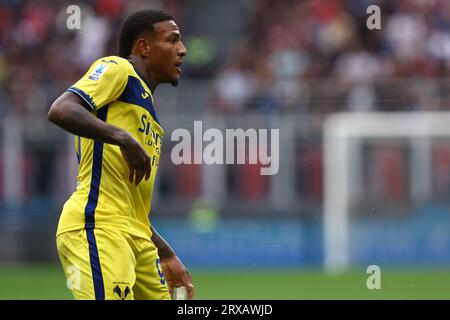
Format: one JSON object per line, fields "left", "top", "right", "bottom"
{"left": 135, "top": 38, "right": 152, "bottom": 57}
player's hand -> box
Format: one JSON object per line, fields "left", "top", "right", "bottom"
{"left": 119, "top": 132, "right": 151, "bottom": 186}
{"left": 160, "top": 255, "right": 194, "bottom": 300}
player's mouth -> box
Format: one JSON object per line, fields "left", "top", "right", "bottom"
{"left": 175, "top": 61, "right": 183, "bottom": 73}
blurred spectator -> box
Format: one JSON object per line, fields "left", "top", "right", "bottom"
{"left": 211, "top": 41, "right": 255, "bottom": 114}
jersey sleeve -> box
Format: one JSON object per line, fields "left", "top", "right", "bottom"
{"left": 67, "top": 58, "right": 128, "bottom": 112}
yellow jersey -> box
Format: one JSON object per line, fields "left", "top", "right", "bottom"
{"left": 57, "top": 56, "right": 163, "bottom": 240}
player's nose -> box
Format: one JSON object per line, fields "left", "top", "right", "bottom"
{"left": 178, "top": 42, "right": 187, "bottom": 57}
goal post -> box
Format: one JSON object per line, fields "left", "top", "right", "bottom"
{"left": 323, "top": 112, "right": 450, "bottom": 274}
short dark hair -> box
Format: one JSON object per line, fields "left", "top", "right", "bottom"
{"left": 118, "top": 9, "right": 174, "bottom": 58}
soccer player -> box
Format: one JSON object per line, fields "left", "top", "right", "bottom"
{"left": 47, "top": 10, "right": 193, "bottom": 300}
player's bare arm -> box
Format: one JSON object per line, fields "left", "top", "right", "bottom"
{"left": 150, "top": 225, "right": 195, "bottom": 299}
{"left": 150, "top": 224, "right": 176, "bottom": 259}
{"left": 48, "top": 92, "right": 151, "bottom": 185}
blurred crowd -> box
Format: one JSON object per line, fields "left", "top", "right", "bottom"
{"left": 2, "top": 0, "right": 450, "bottom": 118}
{"left": 208, "top": 0, "right": 450, "bottom": 211}
{"left": 0, "top": 0, "right": 190, "bottom": 116}
{"left": 1, "top": 0, "right": 449, "bottom": 207}
{"left": 212, "top": 0, "right": 450, "bottom": 115}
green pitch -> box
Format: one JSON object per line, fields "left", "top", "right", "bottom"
{"left": 0, "top": 264, "right": 449, "bottom": 299}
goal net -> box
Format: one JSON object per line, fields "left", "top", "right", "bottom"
{"left": 323, "top": 112, "right": 450, "bottom": 273}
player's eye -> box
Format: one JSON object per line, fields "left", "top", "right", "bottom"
{"left": 169, "top": 35, "right": 180, "bottom": 44}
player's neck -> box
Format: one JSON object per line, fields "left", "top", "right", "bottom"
{"left": 127, "top": 56, "right": 158, "bottom": 93}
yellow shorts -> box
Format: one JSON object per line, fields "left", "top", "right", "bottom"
{"left": 56, "top": 228, "right": 170, "bottom": 300}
